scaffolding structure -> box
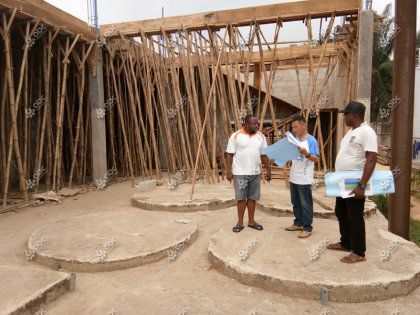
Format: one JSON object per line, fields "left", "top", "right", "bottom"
{"left": 0, "top": 0, "right": 363, "bottom": 208}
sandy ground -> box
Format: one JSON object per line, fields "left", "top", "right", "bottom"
{"left": 0, "top": 179, "right": 419, "bottom": 315}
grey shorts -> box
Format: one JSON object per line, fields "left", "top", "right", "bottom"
{"left": 233, "top": 175, "right": 261, "bottom": 201}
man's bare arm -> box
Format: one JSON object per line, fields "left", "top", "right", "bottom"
{"left": 352, "top": 151, "right": 377, "bottom": 199}
{"left": 261, "top": 155, "right": 271, "bottom": 181}
{"left": 360, "top": 151, "right": 377, "bottom": 185}
{"left": 226, "top": 153, "right": 234, "bottom": 182}
{"left": 298, "top": 147, "right": 319, "bottom": 163}
{"left": 308, "top": 155, "right": 319, "bottom": 163}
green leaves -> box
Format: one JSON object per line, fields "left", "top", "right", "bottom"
{"left": 371, "top": 3, "right": 395, "bottom": 122}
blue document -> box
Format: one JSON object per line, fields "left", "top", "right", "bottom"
{"left": 325, "top": 170, "right": 396, "bottom": 198}
{"left": 262, "top": 137, "right": 300, "bottom": 168}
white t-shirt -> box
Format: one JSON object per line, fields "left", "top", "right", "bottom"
{"left": 335, "top": 122, "right": 378, "bottom": 171}
{"left": 290, "top": 135, "right": 319, "bottom": 185}
{"left": 226, "top": 129, "right": 268, "bottom": 175}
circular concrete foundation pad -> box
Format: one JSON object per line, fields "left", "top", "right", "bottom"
{"left": 208, "top": 216, "right": 420, "bottom": 302}
{"left": 132, "top": 182, "right": 235, "bottom": 212}
{"left": 28, "top": 210, "right": 198, "bottom": 272}
{"left": 258, "top": 187, "right": 376, "bottom": 219}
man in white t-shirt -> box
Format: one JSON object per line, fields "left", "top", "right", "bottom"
{"left": 226, "top": 115, "right": 271, "bottom": 233}
{"left": 326, "top": 101, "right": 377, "bottom": 264}
{"left": 284, "top": 115, "right": 320, "bottom": 238}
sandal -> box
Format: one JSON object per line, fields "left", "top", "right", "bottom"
{"left": 233, "top": 223, "right": 244, "bottom": 233}
{"left": 340, "top": 253, "right": 366, "bottom": 264}
{"left": 326, "top": 242, "right": 351, "bottom": 252}
{"left": 248, "top": 222, "right": 263, "bottom": 231}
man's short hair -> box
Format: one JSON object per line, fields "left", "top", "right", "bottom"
{"left": 244, "top": 115, "right": 257, "bottom": 124}
{"left": 291, "top": 115, "right": 306, "bottom": 124}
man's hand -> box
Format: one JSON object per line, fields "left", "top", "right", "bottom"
{"left": 265, "top": 169, "right": 271, "bottom": 182}
{"left": 227, "top": 171, "right": 233, "bottom": 183}
{"left": 351, "top": 186, "right": 365, "bottom": 199}
{"left": 298, "top": 147, "right": 308, "bottom": 156}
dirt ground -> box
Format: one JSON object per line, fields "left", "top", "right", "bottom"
{"left": 0, "top": 179, "right": 419, "bottom": 315}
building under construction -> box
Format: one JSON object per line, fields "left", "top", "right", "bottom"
{"left": 0, "top": 1, "right": 419, "bottom": 314}
{"left": 0, "top": 0, "right": 372, "bottom": 207}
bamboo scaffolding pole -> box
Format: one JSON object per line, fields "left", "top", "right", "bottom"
{"left": 106, "top": 46, "right": 135, "bottom": 185}
{"left": 68, "top": 43, "right": 93, "bottom": 188}
{"left": 190, "top": 27, "right": 228, "bottom": 199}
{"left": 2, "top": 10, "right": 29, "bottom": 206}
{"left": 256, "top": 21, "right": 281, "bottom": 140}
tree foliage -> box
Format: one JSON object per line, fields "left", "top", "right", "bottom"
{"left": 371, "top": 3, "right": 396, "bottom": 121}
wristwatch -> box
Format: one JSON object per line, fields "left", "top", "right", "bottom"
{"left": 358, "top": 182, "right": 367, "bottom": 189}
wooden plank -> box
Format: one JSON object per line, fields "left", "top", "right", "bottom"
{"left": 239, "top": 58, "right": 332, "bottom": 71}
{"left": 101, "top": 0, "right": 361, "bottom": 36}
{"left": 0, "top": 0, "right": 95, "bottom": 40}
{"left": 168, "top": 44, "right": 338, "bottom": 67}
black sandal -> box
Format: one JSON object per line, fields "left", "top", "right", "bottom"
{"left": 248, "top": 222, "right": 263, "bottom": 230}
{"left": 233, "top": 223, "right": 244, "bottom": 233}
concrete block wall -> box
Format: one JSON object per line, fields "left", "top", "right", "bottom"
{"left": 242, "top": 67, "right": 341, "bottom": 110}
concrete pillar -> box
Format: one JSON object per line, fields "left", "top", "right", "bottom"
{"left": 334, "top": 58, "right": 348, "bottom": 163}
{"left": 88, "top": 45, "right": 108, "bottom": 184}
{"left": 356, "top": 10, "right": 374, "bottom": 123}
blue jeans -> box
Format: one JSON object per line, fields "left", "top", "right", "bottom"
{"left": 290, "top": 182, "right": 313, "bottom": 232}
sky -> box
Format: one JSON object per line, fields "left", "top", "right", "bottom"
{"left": 45, "top": 0, "right": 419, "bottom": 42}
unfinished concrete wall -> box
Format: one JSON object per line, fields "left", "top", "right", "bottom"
{"left": 242, "top": 65, "right": 346, "bottom": 111}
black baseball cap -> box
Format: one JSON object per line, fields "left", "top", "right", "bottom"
{"left": 339, "top": 100, "right": 366, "bottom": 115}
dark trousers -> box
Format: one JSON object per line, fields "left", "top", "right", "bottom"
{"left": 290, "top": 182, "right": 313, "bottom": 232}
{"left": 335, "top": 197, "right": 366, "bottom": 257}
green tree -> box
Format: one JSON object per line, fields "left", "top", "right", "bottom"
{"left": 371, "top": 3, "right": 396, "bottom": 121}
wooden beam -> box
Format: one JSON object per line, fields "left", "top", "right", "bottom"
{"left": 239, "top": 58, "right": 332, "bottom": 71}
{"left": 101, "top": 0, "right": 360, "bottom": 36}
{"left": 0, "top": 0, "right": 95, "bottom": 41}
{"left": 168, "top": 44, "right": 338, "bottom": 67}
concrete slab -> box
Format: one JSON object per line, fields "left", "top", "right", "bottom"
{"left": 0, "top": 265, "right": 75, "bottom": 315}
{"left": 27, "top": 210, "right": 198, "bottom": 272}
{"left": 2, "top": 179, "right": 420, "bottom": 314}
{"left": 134, "top": 179, "right": 156, "bottom": 192}
{"left": 132, "top": 182, "right": 235, "bottom": 212}
{"left": 131, "top": 180, "right": 377, "bottom": 218}
{"left": 208, "top": 216, "right": 420, "bottom": 303}
{"left": 258, "top": 187, "right": 377, "bottom": 219}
